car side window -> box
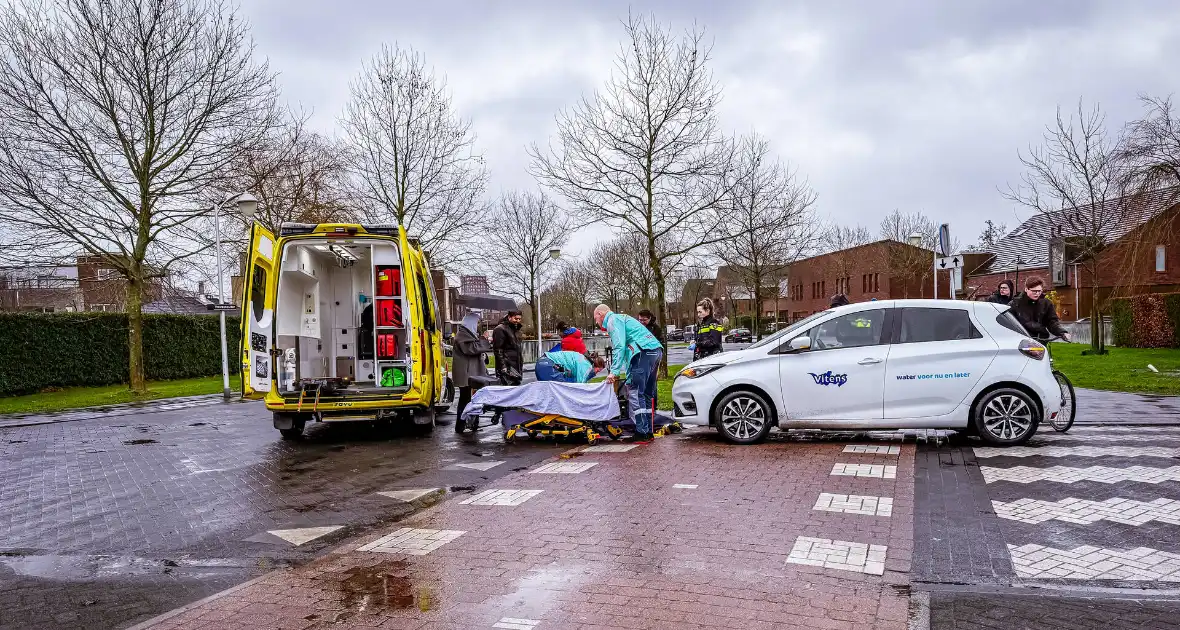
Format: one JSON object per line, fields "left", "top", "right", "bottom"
{"left": 806, "top": 309, "right": 886, "bottom": 351}
{"left": 898, "top": 308, "right": 981, "bottom": 344}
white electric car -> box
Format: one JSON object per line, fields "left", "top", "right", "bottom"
{"left": 671, "top": 300, "right": 1064, "bottom": 446}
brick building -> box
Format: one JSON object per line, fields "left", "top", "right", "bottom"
{"left": 965, "top": 187, "right": 1180, "bottom": 322}
{"left": 780, "top": 240, "right": 950, "bottom": 322}
{"left": 711, "top": 265, "right": 789, "bottom": 325}
{"left": 1, "top": 256, "right": 175, "bottom": 313}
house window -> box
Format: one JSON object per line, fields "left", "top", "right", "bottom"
{"left": 96, "top": 268, "right": 118, "bottom": 280}
{"left": 1157, "top": 245, "right": 1167, "bottom": 272}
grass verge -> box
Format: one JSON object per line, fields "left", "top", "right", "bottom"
{"left": 0, "top": 374, "right": 243, "bottom": 415}
{"left": 1051, "top": 343, "right": 1180, "bottom": 395}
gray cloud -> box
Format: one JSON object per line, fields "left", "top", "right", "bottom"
{"left": 240, "top": 0, "right": 1180, "bottom": 255}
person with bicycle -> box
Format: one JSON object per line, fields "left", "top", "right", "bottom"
{"left": 1008, "top": 276, "right": 1070, "bottom": 343}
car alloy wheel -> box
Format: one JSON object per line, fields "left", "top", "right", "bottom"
{"left": 715, "top": 391, "right": 772, "bottom": 444}
{"left": 979, "top": 391, "right": 1035, "bottom": 443}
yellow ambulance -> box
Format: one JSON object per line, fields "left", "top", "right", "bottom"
{"left": 239, "top": 222, "right": 447, "bottom": 439}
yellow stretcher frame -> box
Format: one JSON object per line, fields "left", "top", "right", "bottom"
{"left": 502, "top": 412, "right": 681, "bottom": 444}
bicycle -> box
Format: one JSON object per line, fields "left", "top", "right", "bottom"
{"left": 1043, "top": 335, "right": 1076, "bottom": 432}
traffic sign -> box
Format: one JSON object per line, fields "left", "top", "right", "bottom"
{"left": 207, "top": 303, "right": 238, "bottom": 312}
{"left": 936, "top": 255, "right": 963, "bottom": 270}
{"left": 938, "top": 223, "right": 951, "bottom": 257}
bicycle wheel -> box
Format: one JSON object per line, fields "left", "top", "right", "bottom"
{"left": 1051, "top": 370, "right": 1076, "bottom": 432}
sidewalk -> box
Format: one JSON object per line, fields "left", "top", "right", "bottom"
{"left": 134, "top": 432, "right": 914, "bottom": 629}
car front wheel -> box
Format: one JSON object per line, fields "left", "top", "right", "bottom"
{"left": 973, "top": 388, "right": 1039, "bottom": 445}
{"left": 713, "top": 390, "right": 774, "bottom": 445}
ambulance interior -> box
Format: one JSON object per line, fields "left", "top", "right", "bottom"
{"left": 273, "top": 239, "right": 410, "bottom": 394}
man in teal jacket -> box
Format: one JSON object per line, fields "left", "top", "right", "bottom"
{"left": 593, "top": 304, "right": 663, "bottom": 443}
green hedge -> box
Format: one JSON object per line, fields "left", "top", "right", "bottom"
{"left": 1109, "top": 293, "right": 1180, "bottom": 348}
{"left": 0, "top": 312, "right": 240, "bottom": 396}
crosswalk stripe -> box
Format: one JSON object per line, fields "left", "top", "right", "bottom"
{"left": 1009, "top": 543, "right": 1180, "bottom": 581}
{"left": 974, "top": 445, "right": 1180, "bottom": 459}
{"left": 1034, "top": 433, "right": 1180, "bottom": 443}
{"left": 981, "top": 465, "right": 1180, "bottom": 484}
{"left": 994, "top": 497, "right": 1180, "bottom": 526}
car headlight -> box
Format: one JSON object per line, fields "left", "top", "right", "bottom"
{"left": 678, "top": 364, "right": 724, "bottom": 379}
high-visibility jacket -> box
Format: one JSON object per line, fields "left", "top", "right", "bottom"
{"left": 694, "top": 316, "right": 724, "bottom": 360}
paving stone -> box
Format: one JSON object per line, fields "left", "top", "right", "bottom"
{"left": 458, "top": 489, "right": 543, "bottom": 506}
{"left": 449, "top": 460, "right": 506, "bottom": 471}
{"left": 831, "top": 463, "right": 897, "bottom": 479}
{"left": 973, "top": 445, "right": 1180, "bottom": 459}
{"left": 994, "top": 497, "right": 1180, "bottom": 526}
{"left": 981, "top": 465, "right": 1180, "bottom": 485}
{"left": 786, "top": 536, "right": 888, "bottom": 575}
{"left": 843, "top": 445, "right": 901, "bottom": 455}
{"left": 1008, "top": 544, "right": 1180, "bottom": 581}
{"left": 529, "top": 461, "right": 598, "bottom": 474}
{"left": 356, "top": 528, "right": 466, "bottom": 555}
{"left": 813, "top": 493, "right": 893, "bottom": 517}
{"left": 581, "top": 444, "right": 638, "bottom": 453}
{"left": 492, "top": 618, "right": 540, "bottom": 630}
{"left": 927, "top": 590, "right": 1180, "bottom": 629}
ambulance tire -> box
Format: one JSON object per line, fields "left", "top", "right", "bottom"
{"left": 412, "top": 407, "right": 436, "bottom": 434}
{"left": 274, "top": 413, "right": 306, "bottom": 441}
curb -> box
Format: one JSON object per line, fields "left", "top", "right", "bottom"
{"left": 0, "top": 394, "right": 237, "bottom": 429}
{"left": 121, "top": 571, "right": 277, "bottom": 630}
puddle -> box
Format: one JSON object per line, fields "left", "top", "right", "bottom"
{"left": 8, "top": 440, "right": 27, "bottom": 444}
{"left": 124, "top": 439, "right": 157, "bottom": 445}
{"left": 447, "top": 485, "right": 475, "bottom": 493}
{"left": 336, "top": 561, "right": 434, "bottom": 614}
{"left": 469, "top": 450, "right": 495, "bottom": 457}
{"left": 189, "top": 422, "right": 207, "bottom": 427}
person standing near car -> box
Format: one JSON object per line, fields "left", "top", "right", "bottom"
{"left": 988, "top": 280, "right": 1015, "bottom": 306}
{"left": 452, "top": 311, "right": 493, "bottom": 424}
{"left": 692, "top": 298, "right": 724, "bottom": 361}
{"left": 830, "top": 294, "right": 850, "bottom": 308}
{"left": 492, "top": 311, "right": 524, "bottom": 385}
{"left": 594, "top": 304, "right": 663, "bottom": 443}
{"left": 1008, "top": 277, "right": 1071, "bottom": 342}
{"left": 636, "top": 309, "right": 666, "bottom": 349}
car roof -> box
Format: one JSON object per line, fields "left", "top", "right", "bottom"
{"left": 829, "top": 299, "right": 976, "bottom": 313}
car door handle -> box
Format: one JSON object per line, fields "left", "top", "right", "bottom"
{"left": 858, "top": 358, "right": 883, "bottom": 365}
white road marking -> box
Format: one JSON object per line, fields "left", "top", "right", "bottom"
{"left": 459, "top": 489, "right": 543, "bottom": 506}
{"left": 530, "top": 461, "right": 598, "bottom": 474}
{"left": 830, "top": 463, "right": 897, "bottom": 479}
{"left": 357, "top": 528, "right": 465, "bottom": 555}
{"left": 843, "top": 444, "right": 901, "bottom": 455}
{"left": 1035, "top": 433, "right": 1180, "bottom": 443}
{"left": 672, "top": 484, "right": 698, "bottom": 489}
{"left": 493, "top": 619, "right": 541, "bottom": 630}
{"left": 450, "top": 460, "right": 506, "bottom": 471}
{"left": 981, "top": 465, "right": 1180, "bottom": 485}
{"left": 786, "top": 536, "right": 887, "bottom": 575}
{"left": 376, "top": 488, "right": 443, "bottom": 502}
{"left": 266, "top": 526, "right": 343, "bottom": 546}
{"left": 994, "top": 497, "right": 1180, "bottom": 526}
{"left": 582, "top": 444, "right": 638, "bottom": 453}
{"left": 813, "top": 493, "right": 893, "bottom": 517}
{"left": 1009, "top": 543, "right": 1180, "bottom": 581}
{"left": 974, "top": 445, "right": 1180, "bottom": 459}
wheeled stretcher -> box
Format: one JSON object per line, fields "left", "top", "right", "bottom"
{"left": 459, "top": 380, "right": 683, "bottom": 443}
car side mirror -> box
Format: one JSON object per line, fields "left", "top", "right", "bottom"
{"left": 789, "top": 336, "right": 811, "bottom": 352}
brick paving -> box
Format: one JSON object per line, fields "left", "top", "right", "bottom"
{"left": 131, "top": 432, "right": 916, "bottom": 629}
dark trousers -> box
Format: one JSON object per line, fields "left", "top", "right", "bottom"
{"left": 457, "top": 386, "right": 473, "bottom": 419}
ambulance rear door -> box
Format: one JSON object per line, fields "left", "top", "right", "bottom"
{"left": 240, "top": 223, "right": 278, "bottom": 399}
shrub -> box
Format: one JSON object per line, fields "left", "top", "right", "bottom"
{"left": 1110, "top": 298, "right": 1133, "bottom": 347}
{"left": 1130, "top": 294, "right": 1174, "bottom": 348}
{"left": 0, "top": 312, "right": 240, "bottom": 396}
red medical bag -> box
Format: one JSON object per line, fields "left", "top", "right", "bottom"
{"left": 376, "top": 299, "right": 402, "bottom": 327}
{"left": 377, "top": 333, "right": 398, "bottom": 359}
{"left": 375, "top": 267, "right": 401, "bottom": 297}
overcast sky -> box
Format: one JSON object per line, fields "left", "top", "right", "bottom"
{"left": 239, "top": 0, "right": 1180, "bottom": 258}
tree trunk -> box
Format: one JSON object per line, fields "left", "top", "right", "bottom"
{"left": 1089, "top": 264, "right": 1105, "bottom": 354}
{"left": 651, "top": 251, "right": 669, "bottom": 379}
{"left": 752, "top": 285, "right": 763, "bottom": 340}
{"left": 126, "top": 276, "right": 147, "bottom": 395}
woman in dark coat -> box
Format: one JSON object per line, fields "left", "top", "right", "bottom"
{"left": 452, "top": 312, "right": 493, "bottom": 428}
{"left": 988, "top": 280, "right": 1015, "bottom": 306}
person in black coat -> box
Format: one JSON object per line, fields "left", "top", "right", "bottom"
{"left": 692, "top": 298, "right": 724, "bottom": 361}
{"left": 830, "top": 294, "right": 850, "bottom": 308}
{"left": 988, "top": 279, "right": 1015, "bottom": 306}
{"left": 636, "top": 309, "right": 666, "bottom": 348}
{"left": 491, "top": 311, "right": 524, "bottom": 385}
{"left": 452, "top": 312, "right": 493, "bottom": 426}
{"left": 1008, "top": 277, "right": 1071, "bottom": 342}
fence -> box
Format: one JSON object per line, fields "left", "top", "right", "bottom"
{"left": 1063, "top": 318, "right": 1115, "bottom": 346}
{"left": 518, "top": 336, "right": 614, "bottom": 365}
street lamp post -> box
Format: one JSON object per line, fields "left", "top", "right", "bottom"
{"left": 214, "top": 192, "right": 258, "bottom": 399}
{"left": 536, "top": 248, "right": 561, "bottom": 354}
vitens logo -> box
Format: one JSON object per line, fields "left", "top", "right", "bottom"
{"left": 809, "top": 371, "right": 848, "bottom": 387}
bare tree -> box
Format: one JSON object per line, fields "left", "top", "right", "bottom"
{"left": 530, "top": 13, "right": 741, "bottom": 335}
{"left": 1004, "top": 100, "right": 1120, "bottom": 353}
{"left": 481, "top": 191, "right": 570, "bottom": 334}
{"left": 546, "top": 258, "right": 598, "bottom": 330}
{"left": 879, "top": 209, "right": 955, "bottom": 298}
{"left": 341, "top": 44, "right": 488, "bottom": 269}
{"left": 588, "top": 239, "right": 634, "bottom": 313}
{"left": 821, "top": 224, "right": 875, "bottom": 293}
{"left": 711, "top": 134, "right": 819, "bottom": 337}
{"left": 0, "top": 0, "right": 280, "bottom": 393}
{"left": 973, "top": 219, "right": 1008, "bottom": 251}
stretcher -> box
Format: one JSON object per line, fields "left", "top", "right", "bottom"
{"left": 460, "top": 380, "right": 683, "bottom": 444}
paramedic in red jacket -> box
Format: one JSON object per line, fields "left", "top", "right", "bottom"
{"left": 555, "top": 321, "right": 587, "bottom": 354}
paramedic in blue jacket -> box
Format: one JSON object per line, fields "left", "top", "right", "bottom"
{"left": 593, "top": 304, "right": 663, "bottom": 443}
{"left": 535, "top": 351, "right": 606, "bottom": 383}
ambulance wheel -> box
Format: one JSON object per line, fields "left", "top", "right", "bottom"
{"left": 279, "top": 427, "right": 303, "bottom": 440}
{"left": 274, "top": 413, "right": 305, "bottom": 440}
{"left": 412, "top": 408, "right": 435, "bottom": 434}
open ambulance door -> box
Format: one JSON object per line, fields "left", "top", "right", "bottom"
{"left": 418, "top": 250, "right": 445, "bottom": 406}
{"left": 240, "top": 223, "right": 277, "bottom": 399}
{"left": 397, "top": 225, "right": 435, "bottom": 403}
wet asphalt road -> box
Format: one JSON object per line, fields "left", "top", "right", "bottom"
{"left": 0, "top": 398, "right": 568, "bottom": 630}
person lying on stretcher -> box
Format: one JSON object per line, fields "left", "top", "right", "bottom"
{"left": 535, "top": 351, "right": 607, "bottom": 383}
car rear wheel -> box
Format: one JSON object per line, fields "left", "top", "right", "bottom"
{"left": 713, "top": 390, "right": 773, "bottom": 445}
{"left": 973, "top": 388, "right": 1038, "bottom": 445}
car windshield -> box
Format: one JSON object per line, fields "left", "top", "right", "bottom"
{"left": 748, "top": 310, "right": 833, "bottom": 349}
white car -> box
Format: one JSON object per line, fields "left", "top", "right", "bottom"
{"left": 671, "top": 299, "right": 1064, "bottom": 446}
